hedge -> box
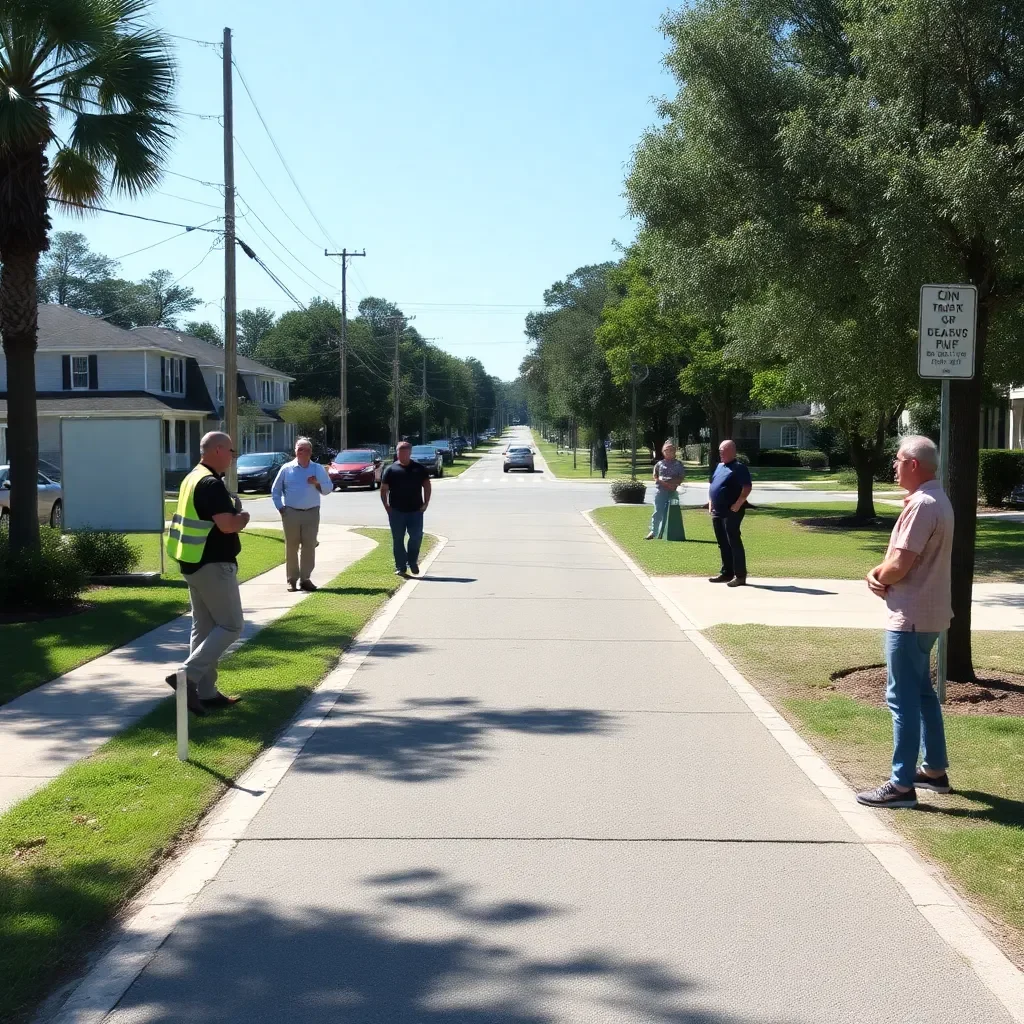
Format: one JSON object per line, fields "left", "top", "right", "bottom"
{"left": 978, "top": 450, "right": 1024, "bottom": 506}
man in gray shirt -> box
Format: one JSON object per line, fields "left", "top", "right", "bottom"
{"left": 646, "top": 441, "right": 686, "bottom": 540}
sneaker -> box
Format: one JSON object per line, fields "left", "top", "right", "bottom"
{"left": 644, "top": 532, "right": 655, "bottom": 541}
{"left": 856, "top": 781, "right": 918, "bottom": 808}
{"left": 408, "top": 563, "right": 420, "bottom": 576}
{"left": 395, "top": 568, "right": 408, "bottom": 578}
{"left": 299, "top": 579, "right": 317, "bottom": 592}
{"left": 708, "top": 574, "right": 734, "bottom": 584}
{"left": 726, "top": 577, "right": 747, "bottom": 588}
{"left": 914, "top": 770, "right": 952, "bottom": 794}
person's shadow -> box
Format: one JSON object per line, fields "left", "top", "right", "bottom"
{"left": 916, "top": 789, "right": 1024, "bottom": 829}
{"left": 746, "top": 584, "right": 837, "bottom": 596}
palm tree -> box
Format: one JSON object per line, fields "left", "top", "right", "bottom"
{"left": 0, "top": 0, "right": 176, "bottom": 551}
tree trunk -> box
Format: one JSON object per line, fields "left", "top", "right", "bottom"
{"left": 1, "top": 241, "right": 42, "bottom": 551}
{"left": 846, "top": 429, "right": 877, "bottom": 522}
{"left": 945, "top": 300, "right": 988, "bottom": 683}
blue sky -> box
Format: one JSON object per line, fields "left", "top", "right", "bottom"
{"left": 52, "top": 0, "right": 675, "bottom": 380}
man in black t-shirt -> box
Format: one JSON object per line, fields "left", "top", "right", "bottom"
{"left": 380, "top": 441, "right": 432, "bottom": 577}
{"left": 166, "top": 432, "right": 250, "bottom": 714}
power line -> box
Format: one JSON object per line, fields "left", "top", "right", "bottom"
{"left": 167, "top": 33, "right": 222, "bottom": 50}
{"left": 236, "top": 236, "right": 306, "bottom": 309}
{"left": 236, "top": 209, "right": 325, "bottom": 297}
{"left": 156, "top": 189, "right": 223, "bottom": 210}
{"left": 113, "top": 220, "right": 221, "bottom": 259}
{"left": 164, "top": 169, "right": 224, "bottom": 189}
{"left": 233, "top": 135, "right": 326, "bottom": 252}
{"left": 51, "top": 199, "right": 225, "bottom": 233}
{"left": 232, "top": 59, "right": 337, "bottom": 248}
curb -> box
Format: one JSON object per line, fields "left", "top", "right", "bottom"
{"left": 581, "top": 509, "right": 1024, "bottom": 1023}
{"left": 48, "top": 534, "right": 451, "bottom": 1024}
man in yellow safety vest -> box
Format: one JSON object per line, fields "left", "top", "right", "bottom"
{"left": 165, "top": 431, "right": 250, "bottom": 715}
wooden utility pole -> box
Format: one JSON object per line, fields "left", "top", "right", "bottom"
{"left": 222, "top": 27, "right": 238, "bottom": 489}
{"left": 324, "top": 248, "right": 365, "bottom": 450}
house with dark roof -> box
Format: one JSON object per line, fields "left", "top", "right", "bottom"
{"left": 732, "top": 403, "right": 819, "bottom": 453}
{"left": 0, "top": 306, "right": 294, "bottom": 482}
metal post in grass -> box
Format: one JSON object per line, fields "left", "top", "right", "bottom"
{"left": 176, "top": 667, "right": 188, "bottom": 761}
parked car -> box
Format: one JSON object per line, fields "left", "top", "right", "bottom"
{"left": 38, "top": 458, "right": 62, "bottom": 482}
{"left": 410, "top": 444, "right": 444, "bottom": 478}
{"left": 503, "top": 446, "right": 536, "bottom": 473}
{"left": 429, "top": 439, "right": 455, "bottom": 465}
{"left": 0, "top": 466, "right": 63, "bottom": 527}
{"left": 236, "top": 451, "right": 290, "bottom": 493}
{"left": 329, "top": 449, "right": 384, "bottom": 490}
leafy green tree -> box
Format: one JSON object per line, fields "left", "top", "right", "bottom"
{"left": 237, "top": 307, "right": 276, "bottom": 357}
{"left": 136, "top": 269, "right": 199, "bottom": 327}
{"left": 280, "top": 397, "right": 324, "bottom": 438}
{"left": 184, "top": 320, "right": 222, "bottom": 346}
{"left": 0, "top": 0, "right": 175, "bottom": 550}
{"left": 38, "top": 231, "right": 115, "bottom": 306}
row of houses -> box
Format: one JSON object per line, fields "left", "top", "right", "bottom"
{"left": 0, "top": 306, "right": 296, "bottom": 479}
{"left": 733, "top": 391, "right": 1024, "bottom": 452}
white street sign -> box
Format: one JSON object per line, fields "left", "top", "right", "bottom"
{"left": 919, "top": 284, "right": 977, "bottom": 379}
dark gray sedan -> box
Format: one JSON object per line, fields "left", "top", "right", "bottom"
{"left": 410, "top": 445, "right": 444, "bottom": 478}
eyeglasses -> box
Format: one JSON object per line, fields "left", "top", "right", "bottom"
{"left": 893, "top": 456, "right": 915, "bottom": 465}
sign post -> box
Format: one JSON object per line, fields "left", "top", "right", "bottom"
{"left": 918, "top": 284, "right": 977, "bottom": 703}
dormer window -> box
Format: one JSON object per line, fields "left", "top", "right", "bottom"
{"left": 161, "top": 356, "right": 184, "bottom": 395}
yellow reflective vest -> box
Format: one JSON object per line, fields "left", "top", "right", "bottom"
{"left": 166, "top": 464, "right": 216, "bottom": 563}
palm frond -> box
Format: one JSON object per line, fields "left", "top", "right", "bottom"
{"left": 48, "top": 144, "right": 103, "bottom": 202}
{"left": 69, "top": 109, "right": 173, "bottom": 193}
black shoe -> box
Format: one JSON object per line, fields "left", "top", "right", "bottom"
{"left": 164, "top": 673, "right": 206, "bottom": 716}
{"left": 299, "top": 579, "right": 317, "bottom": 592}
{"left": 200, "top": 693, "right": 242, "bottom": 710}
{"left": 287, "top": 581, "right": 297, "bottom": 592}
{"left": 708, "top": 574, "right": 734, "bottom": 584}
{"left": 856, "top": 781, "right": 918, "bottom": 808}
{"left": 914, "top": 770, "right": 952, "bottom": 794}
{"left": 408, "top": 564, "right": 420, "bottom": 576}
{"left": 726, "top": 577, "right": 747, "bottom": 588}
{"left": 395, "top": 568, "right": 408, "bottom": 578}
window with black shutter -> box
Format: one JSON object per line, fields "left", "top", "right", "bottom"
{"left": 62, "top": 355, "right": 71, "bottom": 390}
{"left": 88, "top": 354, "right": 98, "bottom": 390}
{"left": 160, "top": 356, "right": 167, "bottom": 392}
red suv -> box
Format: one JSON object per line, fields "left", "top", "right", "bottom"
{"left": 328, "top": 449, "right": 384, "bottom": 490}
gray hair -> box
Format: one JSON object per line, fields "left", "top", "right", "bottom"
{"left": 294, "top": 436, "right": 313, "bottom": 450}
{"left": 898, "top": 434, "right": 939, "bottom": 471}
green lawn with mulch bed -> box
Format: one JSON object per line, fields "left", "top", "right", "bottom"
{"left": 705, "top": 624, "right": 1024, "bottom": 961}
{"left": 0, "top": 528, "right": 427, "bottom": 1023}
{"left": 0, "top": 530, "right": 286, "bottom": 707}
{"left": 593, "top": 502, "right": 1024, "bottom": 582}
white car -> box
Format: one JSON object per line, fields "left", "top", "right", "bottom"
{"left": 503, "top": 446, "right": 536, "bottom": 473}
{"left": 0, "top": 465, "right": 63, "bottom": 528}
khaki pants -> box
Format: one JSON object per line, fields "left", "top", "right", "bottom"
{"left": 182, "top": 562, "right": 244, "bottom": 698}
{"left": 282, "top": 506, "right": 320, "bottom": 582}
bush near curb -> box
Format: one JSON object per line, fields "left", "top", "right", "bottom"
{"left": 611, "top": 479, "right": 647, "bottom": 504}
{"left": 796, "top": 449, "right": 828, "bottom": 470}
{"left": 753, "top": 449, "right": 802, "bottom": 467}
{"left": 978, "top": 450, "right": 1024, "bottom": 506}
{"left": 65, "top": 531, "right": 141, "bottom": 577}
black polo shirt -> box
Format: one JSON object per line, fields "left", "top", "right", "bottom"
{"left": 179, "top": 466, "right": 242, "bottom": 574}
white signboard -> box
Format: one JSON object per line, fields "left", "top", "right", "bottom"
{"left": 919, "top": 284, "right": 977, "bottom": 379}
{"left": 60, "top": 417, "right": 164, "bottom": 532}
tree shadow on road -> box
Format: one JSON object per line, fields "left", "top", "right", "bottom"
{"left": 101, "top": 867, "right": 792, "bottom": 1024}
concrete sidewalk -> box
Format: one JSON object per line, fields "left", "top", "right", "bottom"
{"left": 0, "top": 523, "right": 374, "bottom": 814}
{"left": 82, "top": 428, "right": 1018, "bottom": 1024}
{"left": 652, "top": 574, "right": 1024, "bottom": 630}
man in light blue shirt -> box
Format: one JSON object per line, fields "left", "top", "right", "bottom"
{"left": 271, "top": 437, "right": 332, "bottom": 591}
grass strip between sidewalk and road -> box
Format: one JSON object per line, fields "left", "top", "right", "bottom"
{"left": 0, "top": 528, "right": 430, "bottom": 1023}
{"left": 706, "top": 624, "right": 1024, "bottom": 963}
{"left": 0, "top": 531, "right": 287, "bottom": 707}
{"left": 592, "top": 502, "right": 1024, "bottom": 582}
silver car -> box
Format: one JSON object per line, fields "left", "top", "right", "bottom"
{"left": 0, "top": 466, "right": 63, "bottom": 528}
{"left": 503, "top": 446, "right": 536, "bottom": 473}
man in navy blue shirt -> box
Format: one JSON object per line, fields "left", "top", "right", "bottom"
{"left": 708, "top": 439, "right": 752, "bottom": 586}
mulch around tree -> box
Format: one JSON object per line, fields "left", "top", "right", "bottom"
{"left": 831, "top": 665, "right": 1024, "bottom": 717}
{"left": 0, "top": 601, "right": 92, "bottom": 625}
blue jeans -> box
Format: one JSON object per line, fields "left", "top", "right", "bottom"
{"left": 885, "top": 630, "right": 949, "bottom": 788}
{"left": 650, "top": 489, "right": 672, "bottom": 537}
{"left": 712, "top": 510, "right": 746, "bottom": 579}
{"left": 388, "top": 509, "right": 423, "bottom": 571}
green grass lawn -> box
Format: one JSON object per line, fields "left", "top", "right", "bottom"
{"left": 706, "top": 625, "right": 1024, "bottom": 956}
{"left": 593, "top": 502, "right": 1024, "bottom": 582}
{"left": 0, "top": 529, "right": 426, "bottom": 1023}
{"left": 0, "top": 530, "right": 286, "bottom": 706}
{"left": 531, "top": 430, "right": 652, "bottom": 480}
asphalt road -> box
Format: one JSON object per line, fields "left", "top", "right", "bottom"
{"left": 104, "top": 428, "right": 1011, "bottom": 1023}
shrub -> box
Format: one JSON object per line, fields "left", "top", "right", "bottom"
{"left": 978, "top": 450, "right": 1024, "bottom": 506}
{"left": 796, "top": 449, "right": 828, "bottom": 470}
{"left": 735, "top": 452, "right": 750, "bottom": 465}
{"left": 66, "top": 530, "right": 141, "bottom": 576}
{"left": 610, "top": 479, "right": 647, "bottom": 504}
{"left": 754, "top": 449, "right": 802, "bottom": 467}
{"left": 0, "top": 527, "right": 87, "bottom": 611}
